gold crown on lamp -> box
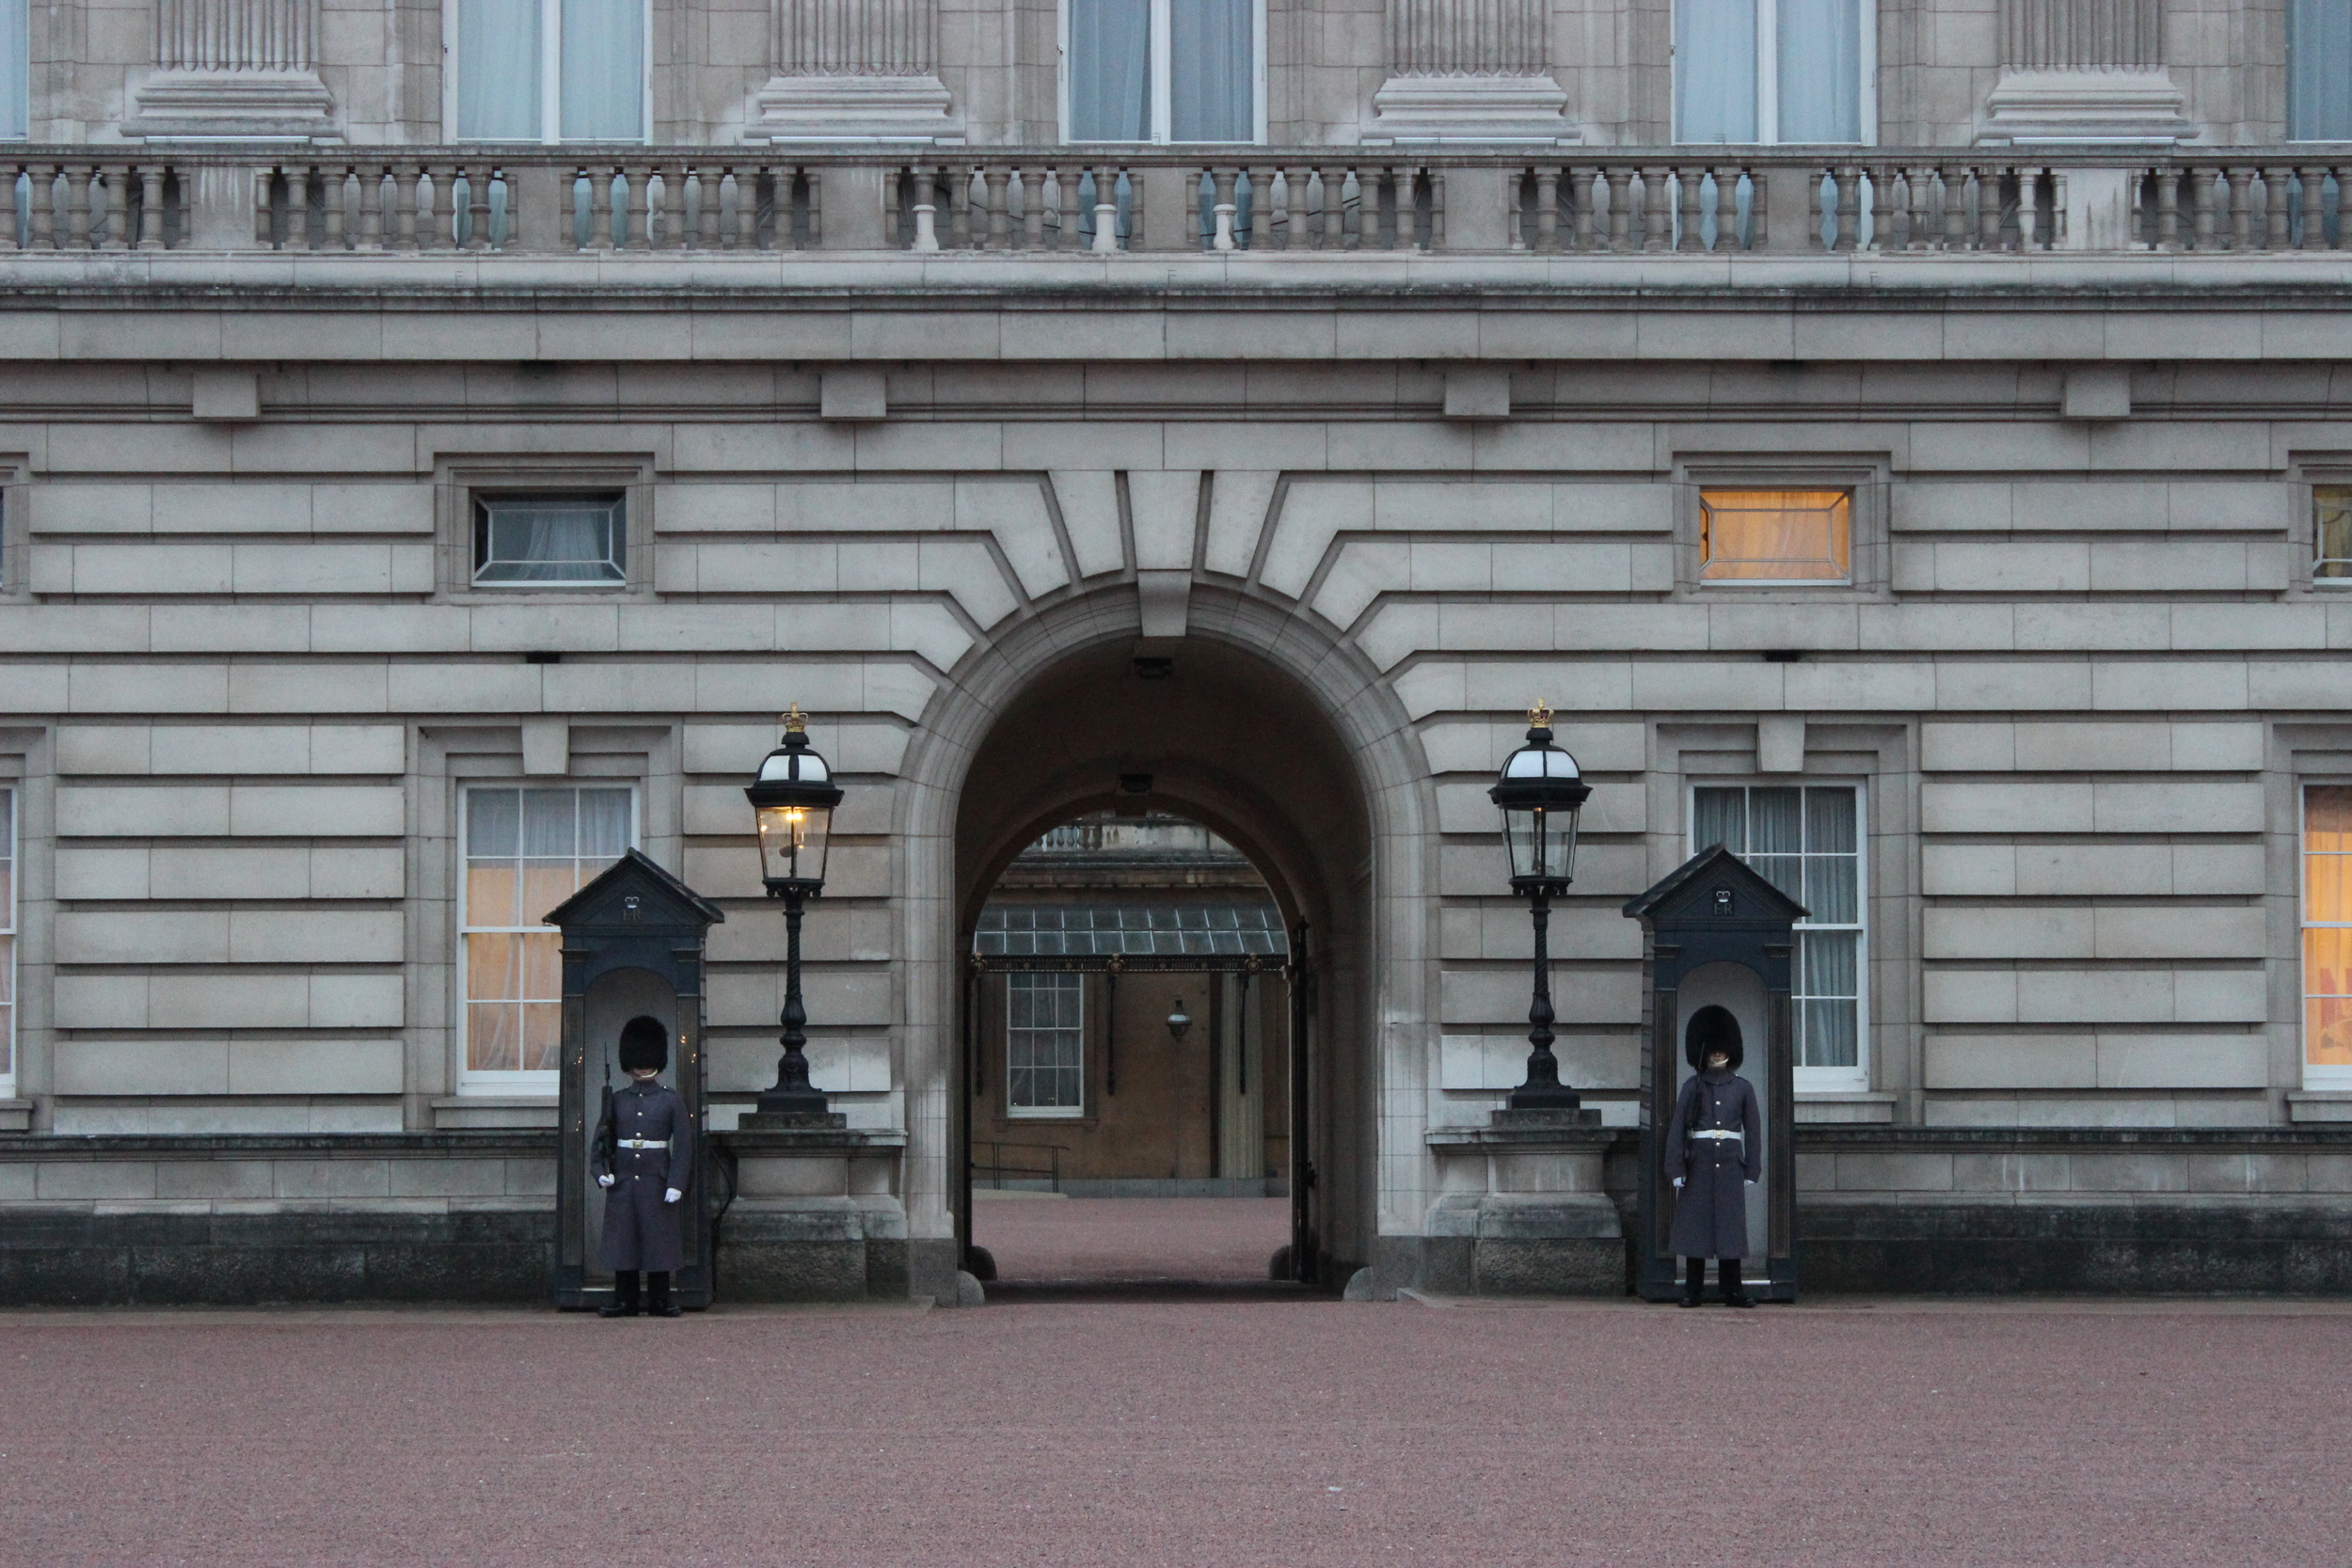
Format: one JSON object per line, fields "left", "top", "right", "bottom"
{"left": 782, "top": 705, "right": 807, "bottom": 735}
{"left": 1528, "top": 701, "right": 1552, "bottom": 730}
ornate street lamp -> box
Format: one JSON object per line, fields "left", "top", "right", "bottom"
{"left": 1488, "top": 701, "right": 1592, "bottom": 1111}
{"left": 745, "top": 705, "right": 843, "bottom": 1117}
{"left": 1167, "top": 997, "right": 1192, "bottom": 1043}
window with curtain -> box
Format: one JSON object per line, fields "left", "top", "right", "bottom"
{"left": 0, "top": 787, "right": 14, "bottom": 1094}
{"left": 1693, "top": 784, "right": 1867, "bottom": 1088}
{"left": 2305, "top": 787, "right": 2352, "bottom": 1081}
{"left": 1008, "top": 973, "right": 1086, "bottom": 1115}
{"left": 473, "top": 494, "right": 626, "bottom": 586}
{"left": 1699, "top": 488, "right": 1851, "bottom": 584}
{"left": 1675, "top": 0, "right": 1867, "bottom": 144}
{"left": 0, "top": 0, "right": 25, "bottom": 140}
{"left": 2292, "top": 0, "right": 2352, "bottom": 139}
{"left": 1068, "top": 0, "right": 1258, "bottom": 142}
{"left": 2316, "top": 486, "right": 2352, "bottom": 580}
{"left": 460, "top": 785, "right": 634, "bottom": 1083}
{"left": 455, "top": 0, "right": 644, "bottom": 141}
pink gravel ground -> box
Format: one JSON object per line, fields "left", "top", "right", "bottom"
{"left": 4, "top": 1199, "right": 2349, "bottom": 1568}
{"left": 970, "top": 1193, "right": 1291, "bottom": 1285}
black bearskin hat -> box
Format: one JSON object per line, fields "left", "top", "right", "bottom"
{"left": 1684, "top": 1005, "right": 1744, "bottom": 1072}
{"left": 618, "top": 1015, "right": 669, "bottom": 1073}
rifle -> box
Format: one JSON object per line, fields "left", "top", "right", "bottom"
{"left": 596, "top": 1073, "right": 617, "bottom": 1178}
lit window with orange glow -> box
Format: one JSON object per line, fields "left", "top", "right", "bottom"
{"left": 1699, "top": 489, "right": 1851, "bottom": 584}
{"left": 2306, "top": 786, "right": 2352, "bottom": 1077}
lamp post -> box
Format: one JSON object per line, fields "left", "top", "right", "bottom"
{"left": 1488, "top": 701, "right": 1592, "bottom": 1111}
{"left": 745, "top": 705, "right": 843, "bottom": 1118}
{"left": 1167, "top": 997, "right": 1191, "bottom": 1043}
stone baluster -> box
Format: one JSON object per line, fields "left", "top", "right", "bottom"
{"left": 1865, "top": 162, "right": 1894, "bottom": 251}
{"left": 689, "top": 166, "right": 715, "bottom": 249}
{"left": 429, "top": 165, "right": 459, "bottom": 249}
{"left": 2187, "top": 166, "right": 2217, "bottom": 250}
{"left": 1828, "top": 163, "right": 1857, "bottom": 251}
{"left": 2264, "top": 166, "right": 2292, "bottom": 249}
{"left": 584, "top": 167, "right": 612, "bottom": 251}
{"left": 980, "top": 166, "right": 1007, "bottom": 251}
{"left": 1525, "top": 166, "right": 1554, "bottom": 254}
{"left": 945, "top": 167, "right": 971, "bottom": 248}
{"left": 1628, "top": 166, "right": 1658, "bottom": 251}
{"left": 26, "top": 164, "right": 55, "bottom": 250}
{"left": 388, "top": 165, "right": 417, "bottom": 251}
{"left": 0, "top": 163, "right": 19, "bottom": 253}
{"left": 2300, "top": 166, "right": 2328, "bottom": 249}
{"left": 1342, "top": 167, "right": 1365, "bottom": 249}
{"left": 2151, "top": 165, "right": 2180, "bottom": 251}
{"left": 1673, "top": 166, "right": 1702, "bottom": 253}
{"left": 1090, "top": 165, "right": 1119, "bottom": 253}
{"left": 61, "top": 165, "right": 92, "bottom": 249}
{"left": 2015, "top": 167, "right": 2041, "bottom": 249}
{"left": 322, "top": 166, "right": 348, "bottom": 251}
{"left": 621, "top": 169, "right": 649, "bottom": 251}
{"left": 1939, "top": 164, "right": 1969, "bottom": 249}
{"left": 1899, "top": 166, "right": 1929, "bottom": 249}
{"left": 1211, "top": 167, "right": 1239, "bottom": 252}
{"left": 355, "top": 165, "right": 382, "bottom": 251}
{"left": 1039, "top": 166, "right": 1063, "bottom": 250}
{"left": 287, "top": 164, "right": 313, "bottom": 250}
{"left": 738, "top": 169, "right": 764, "bottom": 250}
{"left": 98, "top": 166, "right": 131, "bottom": 251}
{"left": 1593, "top": 166, "right": 1623, "bottom": 252}
{"left": 907, "top": 166, "right": 937, "bottom": 251}
{"left": 2223, "top": 166, "right": 2253, "bottom": 249}
{"left": 1715, "top": 164, "right": 1744, "bottom": 253}
{"left": 1978, "top": 168, "right": 2006, "bottom": 250}
{"left": 136, "top": 166, "right": 167, "bottom": 250}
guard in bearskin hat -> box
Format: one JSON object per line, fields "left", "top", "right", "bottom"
{"left": 1663, "top": 1005, "right": 1762, "bottom": 1307}
{"left": 592, "top": 1015, "right": 693, "bottom": 1318}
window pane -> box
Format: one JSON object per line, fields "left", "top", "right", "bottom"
{"left": 522, "top": 1003, "right": 564, "bottom": 1072}
{"left": 1801, "top": 927, "right": 1858, "bottom": 997}
{"left": 467, "top": 932, "right": 527, "bottom": 1001}
{"left": 522, "top": 930, "right": 563, "bottom": 1000}
{"left": 1071, "top": 0, "right": 1152, "bottom": 139}
{"left": 522, "top": 788, "right": 577, "bottom": 858}
{"left": 474, "top": 498, "right": 625, "bottom": 584}
{"left": 469, "top": 1001, "right": 523, "bottom": 1072}
{"left": 2291, "top": 0, "right": 2352, "bottom": 139}
{"left": 2311, "top": 995, "right": 2352, "bottom": 1068}
{"left": 1699, "top": 489, "right": 1851, "bottom": 582}
{"left": 0, "top": 0, "right": 24, "bottom": 140}
{"left": 468, "top": 787, "right": 521, "bottom": 858}
{"left": 1675, "top": 0, "right": 1758, "bottom": 142}
{"left": 1804, "top": 852, "right": 1857, "bottom": 925}
{"left": 467, "top": 861, "right": 521, "bottom": 930}
{"left": 1801, "top": 997, "right": 1859, "bottom": 1068}
{"left": 561, "top": 0, "right": 644, "bottom": 139}
{"left": 1804, "top": 785, "right": 1856, "bottom": 854}
{"left": 2317, "top": 488, "right": 2352, "bottom": 577}
{"left": 1693, "top": 787, "right": 1745, "bottom": 854}
{"left": 579, "top": 789, "right": 632, "bottom": 860}
{"left": 457, "top": 0, "right": 542, "bottom": 138}
{"left": 1777, "top": 0, "right": 1862, "bottom": 142}
{"left": 1008, "top": 974, "right": 1084, "bottom": 1110}
{"left": 2309, "top": 849, "right": 2352, "bottom": 922}
{"left": 2308, "top": 926, "right": 2352, "bottom": 1066}
{"left": 1170, "top": 0, "right": 1253, "bottom": 141}
{"left": 2308, "top": 786, "right": 2352, "bottom": 853}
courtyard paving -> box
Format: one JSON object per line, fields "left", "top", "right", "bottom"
{"left": 5, "top": 1198, "right": 2348, "bottom": 1567}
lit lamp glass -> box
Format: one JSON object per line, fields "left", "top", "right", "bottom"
{"left": 1490, "top": 705, "right": 1590, "bottom": 892}
{"left": 747, "top": 708, "right": 841, "bottom": 894}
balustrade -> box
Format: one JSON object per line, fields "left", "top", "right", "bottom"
{"left": 2, "top": 147, "right": 2350, "bottom": 258}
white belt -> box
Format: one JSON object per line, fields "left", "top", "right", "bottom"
{"left": 618, "top": 1138, "right": 670, "bottom": 1150}
{"left": 1691, "top": 1130, "right": 1743, "bottom": 1141}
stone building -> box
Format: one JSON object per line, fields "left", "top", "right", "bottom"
{"left": 2, "top": 0, "right": 2352, "bottom": 1302}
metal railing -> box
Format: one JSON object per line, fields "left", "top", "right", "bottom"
{"left": 8, "top": 146, "right": 2352, "bottom": 256}
{"left": 973, "top": 1140, "right": 1063, "bottom": 1192}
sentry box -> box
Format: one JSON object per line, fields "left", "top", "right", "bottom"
{"left": 545, "top": 849, "right": 725, "bottom": 1311}
{"left": 1625, "top": 846, "right": 1806, "bottom": 1304}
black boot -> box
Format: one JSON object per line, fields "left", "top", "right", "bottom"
{"left": 1680, "top": 1258, "right": 1705, "bottom": 1307}
{"left": 599, "top": 1270, "right": 641, "bottom": 1318}
{"left": 646, "top": 1270, "right": 682, "bottom": 1319}
{"left": 1721, "top": 1259, "right": 1756, "bottom": 1308}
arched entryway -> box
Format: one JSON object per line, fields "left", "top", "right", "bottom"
{"left": 893, "top": 587, "right": 1438, "bottom": 1293}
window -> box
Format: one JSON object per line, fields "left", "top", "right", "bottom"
{"left": 1, "top": 0, "right": 24, "bottom": 140}
{"left": 453, "top": 0, "right": 645, "bottom": 141}
{"left": 459, "top": 785, "right": 633, "bottom": 1084}
{"left": 2305, "top": 786, "right": 2352, "bottom": 1082}
{"left": 472, "top": 494, "right": 625, "bottom": 587}
{"left": 1007, "top": 973, "right": 1085, "bottom": 1116}
{"left": 1674, "top": 0, "right": 1869, "bottom": 144}
{"left": 1065, "top": 0, "right": 1261, "bottom": 143}
{"left": 2291, "top": 0, "right": 2352, "bottom": 140}
{"left": 1699, "top": 488, "right": 1851, "bottom": 584}
{"left": 2317, "top": 487, "right": 2352, "bottom": 582}
{"left": 1693, "top": 784, "right": 1866, "bottom": 1089}
{"left": 0, "top": 787, "right": 13, "bottom": 1094}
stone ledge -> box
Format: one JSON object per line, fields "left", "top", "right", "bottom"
{"left": 0, "top": 1132, "right": 556, "bottom": 1158}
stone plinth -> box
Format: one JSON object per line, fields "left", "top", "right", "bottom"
{"left": 1407, "top": 1112, "right": 1626, "bottom": 1297}
{"left": 717, "top": 1125, "right": 933, "bottom": 1302}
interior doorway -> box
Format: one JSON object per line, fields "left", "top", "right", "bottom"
{"left": 963, "top": 809, "right": 1296, "bottom": 1293}
{"left": 941, "top": 632, "right": 1378, "bottom": 1295}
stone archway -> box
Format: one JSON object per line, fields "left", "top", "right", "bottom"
{"left": 892, "top": 586, "right": 1439, "bottom": 1296}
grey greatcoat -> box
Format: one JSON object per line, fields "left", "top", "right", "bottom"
{"left": 1663, "top": 1068, "right": 1762, "bottom": 1259}
{"left": 592, "top": 1079, "right": 694, "bottom": 1274}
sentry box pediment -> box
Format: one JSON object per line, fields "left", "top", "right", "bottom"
{"left": 1624, "top": 845, "right": 1804, "bottom": 1304}
{"left": 546, "top": 848, "right": 725, "bottom": 1312}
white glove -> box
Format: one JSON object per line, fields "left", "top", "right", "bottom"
{"left": 664, "top": 1187, "right": 682, "bottom": 1204}
{"left": 596, "top": 1174, "right": 614, "bottom": 1189}
{"left": 1672, "top": 1178, "right": 1683, "bottom": 1190}
{"left": 1745, "top": 1180, "right": 1757, "bottom": 1187}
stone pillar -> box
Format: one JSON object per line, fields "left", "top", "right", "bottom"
{"left": 1364, "top": 0, "right": 1571, "bottom": 144}
{"left": 129, "top": 0, "right": 338, "bottom": 140}
{"left": 1977, "top": 0, "right": 2192, "bottom": 144}
{"left": 748, "top": 0, "right": 961, "bottom": 143}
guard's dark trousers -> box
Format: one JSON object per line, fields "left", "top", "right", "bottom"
{"left": 1683, "top": 1258, "right": 1750, "bottom": 1307}
{"left": 598, "top": 1270, "right": 676, "bottom": 1318}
